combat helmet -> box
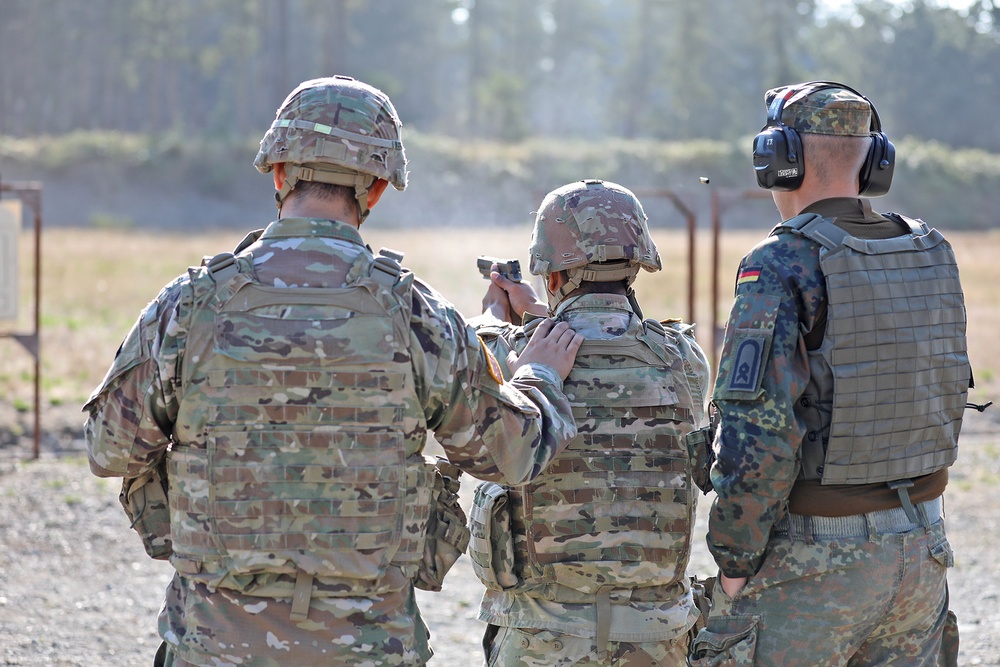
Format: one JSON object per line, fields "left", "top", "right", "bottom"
{"left": 254, "top": 75, "right": 408, "bottom": 222}
{"left": 529, "top": 179, "right": 661, "bottom": 304}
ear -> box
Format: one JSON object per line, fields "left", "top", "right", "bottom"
{"left": 272, "top": 163, "right": 287, "bottom": 192}
{"left": 367, "top": 178, "right": 390, "bottom": 210}
{"left": 547, "top": 271, "right": 564, "bottom": 294}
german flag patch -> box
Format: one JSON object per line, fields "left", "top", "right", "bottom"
{"left": 737, "top": 265, "right": 762, "bottom": 286}
{"left": 478, "top": 335, "right": 505, "bottom": 385}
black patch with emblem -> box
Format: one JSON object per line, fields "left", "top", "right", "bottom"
{"left": 728, "top": 333, "right": 767, "bottom": 392}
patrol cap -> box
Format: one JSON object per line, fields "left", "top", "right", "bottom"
{"left": 765, "top": 84, "right": 873, "bottom": 137}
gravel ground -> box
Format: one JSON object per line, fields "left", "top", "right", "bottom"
{"left": 1, "top": 404, "right": 998, "bottom": 666}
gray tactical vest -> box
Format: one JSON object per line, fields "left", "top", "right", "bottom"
{"left": 776, "top": 213, "right": 970, "bottom": 485}
{"left": 167, "top": 250, "right": 436, "bottom": 595}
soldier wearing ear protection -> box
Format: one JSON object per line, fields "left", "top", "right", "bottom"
{"left": 692, "top": 83, "right": 971, "bottom": 666}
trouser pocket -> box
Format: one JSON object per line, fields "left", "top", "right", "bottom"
{"left": 690, "top": 615, "right": 759, "bottom": 666}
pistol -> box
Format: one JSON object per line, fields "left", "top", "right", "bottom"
{"left": 477, "top": 256, "right": 522, "bottom": 282}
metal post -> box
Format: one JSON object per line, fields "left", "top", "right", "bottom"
{"left": 0, "top": 181, "right": 42, "bottom": 459}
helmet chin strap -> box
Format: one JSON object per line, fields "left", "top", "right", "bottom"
{"left": 546, "top": 262, "right": 641, "bottom": 312}
{"left": 276, "top": 163, "right": 376, "bottom": 224}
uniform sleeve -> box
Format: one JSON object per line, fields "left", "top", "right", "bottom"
{"left": 83, "top": 277, "right": 186, "bottom": 478}
{"left": 706, "top": 235, "right": 824, "bottom": 578}
{"left": 410, "top": 284, "right": 577, "bottom": 486}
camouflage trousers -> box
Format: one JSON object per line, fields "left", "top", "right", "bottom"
{"left": 156, "top": 573, "right": 433, "bottom": 666}
{"left": 691, "top": 499, "right": 956, "bottom": 666}
{"left": 483, "top": 624, "right": 689, "bottom": 666}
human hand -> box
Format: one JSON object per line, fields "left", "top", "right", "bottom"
{"left": 481, "top": 271, "right": 519, "bottom": 324}
{"left": 488, "top": 265, "right": 547, "bottom": 322}
{"left": 509, "top": 319, "right": 583, "bottom": 380}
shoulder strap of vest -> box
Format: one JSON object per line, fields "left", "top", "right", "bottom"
{"left": 640, "top": 317, "right": 671, "bottom": 362}
{"left": 371, "top": 247, "right": 405, "bottom": 289}
{"left": 201, "top": 252, "right": 241, "bottom": 284}
{"left": 882, "top": 212, "right": 931, "bottom": 235}
{"left": 197, "top": 230, "right": 265, "bottom": 286}
{"left": 770, "top": 212, "right": 847, "bottom": 251}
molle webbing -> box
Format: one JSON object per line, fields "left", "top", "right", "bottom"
{"left": 511, "top": 334, "right": 696, "bottom": 596}
{"left": 169, "top": 251, "right": 434, "bottom": 589}
{"left": 778, "top": 214, "right": 969, "bottom": 485}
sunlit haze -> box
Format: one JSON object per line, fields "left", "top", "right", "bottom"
{"left": 818, "top": 0, "right": 978, "bottom": 17}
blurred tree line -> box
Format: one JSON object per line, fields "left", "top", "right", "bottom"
{"left": 3, "top": 0, "right": 1000, "bottom": 151}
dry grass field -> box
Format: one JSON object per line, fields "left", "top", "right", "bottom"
{"left": 0, "top": 225, "right": 997, "bottom": 412}
{"left": 0, "top": 225, "right": 998, "bottom": 665}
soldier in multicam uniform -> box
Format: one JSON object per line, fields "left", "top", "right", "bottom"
{"left": 691, "top": 82, "right": 972, "bottom": 666}
{"left": 83, "top": 75, "right": 585, "bottom": 667}
{"left": 466, "top": 179, "right": 712, "bottom": 666}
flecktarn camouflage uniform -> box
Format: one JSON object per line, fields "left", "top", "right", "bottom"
{"left": 692, "top": 84, "right": 970, "bottom": 667}
{"left": 84, "top": 76, "right": 578, "bottom": 667}
{"left": 468, "top": 180, "right": 712, "bottom": 667}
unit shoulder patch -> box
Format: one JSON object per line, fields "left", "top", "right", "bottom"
{"left": 727, "top": 332, "right": 768, "bottom": 392}
{"left": 478, "top": 335, "right": 505, "bottom": 385}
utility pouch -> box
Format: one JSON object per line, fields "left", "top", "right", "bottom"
{"left": 690, "top": 615, "right": 759, "bottom": 666}
{"left": 413, "top": 458, "right": 472, "bottom": 592}
{"left": 119, "top": 460, "right": 172, "bottom": 560}
{"left": 686, "top": 427, "right": 715, "bottom": 494}
{"left": 468, "top": 482, "right": 519, "bottom": 591}
{"left": 689, "top": 575, "right": 716, "bottom": 638}
{"left": 686, "top": 403, "right": 718, "bottom": 494}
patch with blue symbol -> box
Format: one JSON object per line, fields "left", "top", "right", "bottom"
{"left": 727, "top": 333, "right": 768, "bottom": 392}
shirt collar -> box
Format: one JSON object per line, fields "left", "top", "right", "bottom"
{"left": 801, "top": 197, "right": 878, "bottom": 221}
{"left": 551, "top": 292, "right": 634, "bottom": 317}
{"left": 259, "top": 217, "right": 365, "bottom": 246}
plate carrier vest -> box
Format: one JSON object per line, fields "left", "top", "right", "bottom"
{"left": 166, "top": 248, "right": 436, "bottom": 598}
{"left": 472, "top": 314, "right": 698, "bottom": 603}
{"left": 775, "top": 213, "right": 970, "bottom": 485}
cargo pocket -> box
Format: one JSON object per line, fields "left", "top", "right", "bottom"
{"left": 689, "top": 615, "right": 759, "bottom": 666}
{"left": 929, "top": 533, "right": 955, "bottom": 569}
{"left": 468, "top": 482, "right": 519, "bottom": 591}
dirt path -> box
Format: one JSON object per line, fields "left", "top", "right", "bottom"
{"left": 1, "top": 408, "right": 997, "bottom": 666}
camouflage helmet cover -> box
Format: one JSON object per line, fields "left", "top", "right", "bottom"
{"left": 254, "top": 75, "right": 408, "bottom": 191}
{"left": 528, "top": 179, "right": 661, "bottom": 281}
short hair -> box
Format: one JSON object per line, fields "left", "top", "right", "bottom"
{"left": 286, "top": 181, "right": 361, "bottom": 221}
{"left": 803, "top": 133, "right": 871, "bottom": 186}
